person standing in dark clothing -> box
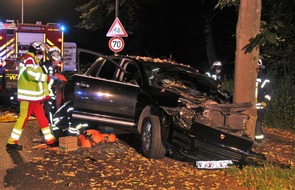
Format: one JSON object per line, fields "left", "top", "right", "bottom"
{"left": 40, "top": 50, "right": 62, "bottom": 125}
{"left": 255, "top": 59, "right": 272, "bottom": 142}
{"left": 205, "top": 61, "right": 223, "bottom": 87}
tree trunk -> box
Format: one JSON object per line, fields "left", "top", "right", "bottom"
{"left": 234, "top": 0, "right": 261, "bottom": 138}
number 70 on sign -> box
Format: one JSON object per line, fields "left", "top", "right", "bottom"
{"left": 108, "top": 37, "right": 125, "bottom": 53}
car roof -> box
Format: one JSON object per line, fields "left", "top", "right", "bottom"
{"left": 107, "top": 55, "right": 198, "bottom": 72}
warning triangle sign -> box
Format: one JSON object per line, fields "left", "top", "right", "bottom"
{"left": 106, "top": 17, "right": 128, "bottom": 37}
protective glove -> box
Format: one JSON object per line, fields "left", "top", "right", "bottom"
{"left": 50, "top": 75, "right": 62, "bottom": 86}
{"left": 50, "top": 75, "right": 59, "bottom": 80}
{"left": 261, "top": 101, "right": 267, "bottom": 107}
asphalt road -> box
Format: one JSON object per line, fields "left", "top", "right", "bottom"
{"left": 0, "top": 119, "right": 247, "bottom": 190}
{"left": 1, "top": 117, "right": 294, "bottom": 189}
{"left": 0, "top": 120, "right": 46, "bottom": 190}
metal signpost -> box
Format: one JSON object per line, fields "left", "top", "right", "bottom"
{"left": 106, "top": 17, "right": 128, "bottom": 54}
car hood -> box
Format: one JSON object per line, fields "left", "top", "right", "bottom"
{"left": 151, "top": 71, "right": 252, "bottom": 137}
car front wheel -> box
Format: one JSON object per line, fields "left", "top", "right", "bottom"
{"left": 141, "top": 115, "right": 166, "bottom": 159}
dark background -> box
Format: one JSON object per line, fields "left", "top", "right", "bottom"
{"left": 0, "top": 0, "right": 237, "bottom": 72}
{"left": 0, "top": 0, "right": 84, "bottom": 42}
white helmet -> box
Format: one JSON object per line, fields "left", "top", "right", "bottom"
{"left": 50, "top": 51, "right": 62, "bottom": 62}
{"left": 258, "top": 59, "right": 265, "bottom": 70}
{"left": 212, "top": 61, "right": 222, "bottom": 74}
{"left": 31, "top": 41, "right": 47, "bottom": 53}
{"left": 212, "top": 61, "right": 222, "bottom": 68}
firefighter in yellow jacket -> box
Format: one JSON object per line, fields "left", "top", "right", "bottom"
{"left": 6, "top": 41, "right": 59, "bottom": 150}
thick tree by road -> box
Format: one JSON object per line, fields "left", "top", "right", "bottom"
{"left": 234, "top": 0, "right": 262, "bottom": 138}
{"left": 234, "top": 0, "right": 261, "bottom": 104}
{"left": 216, "top": 0, "right": 262, "bottom": 138}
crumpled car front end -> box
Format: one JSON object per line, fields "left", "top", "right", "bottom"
{"left": 153, "top": 72, "right": 264, "bottom": 162}
{"left": 165, "top": 101, "right": 262, "bottom": 162}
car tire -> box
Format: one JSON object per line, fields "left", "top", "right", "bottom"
{"left": 141, "top": 115, "right": 166, "bottom": 159}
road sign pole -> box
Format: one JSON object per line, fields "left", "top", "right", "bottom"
{"left": 115, "top": 0, "right": 119, "bottom": 55}
{"left": 115, "top": 0, "right": 119, "bottom": 18}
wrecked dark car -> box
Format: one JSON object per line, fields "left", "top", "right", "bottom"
{"left": 53, "top": 51, "right": 264, "bottom": 163}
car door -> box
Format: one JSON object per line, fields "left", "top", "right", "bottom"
{"left": 73, "top": 58, "right": 140, "bottom": 127}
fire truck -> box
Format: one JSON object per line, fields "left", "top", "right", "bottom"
{"left": 0, "top": 19, "right": 65, "bottom": 95}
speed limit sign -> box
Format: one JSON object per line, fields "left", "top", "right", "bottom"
{"left": 108, "top": 37, "right": 125, "bottom": 52}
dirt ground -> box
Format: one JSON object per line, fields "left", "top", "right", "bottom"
{"left": 0, "top": 119, "right": 294, "bottom": 190}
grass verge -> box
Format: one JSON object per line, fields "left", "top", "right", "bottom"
{"left": 225, "top": 162, "right": 295, "bottom": 189}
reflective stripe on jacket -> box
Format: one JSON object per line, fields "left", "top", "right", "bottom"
{"left": 205, "top": 69, "right": 221, "bottom": 81}
{"left": 17, "top": 52, "right": 50, "bottom": 101}
{"left": 255, "top": 71, "right": 272, "bottom": 109}
{"left": 41, "top": 60, "right": 56, "bottom": 98}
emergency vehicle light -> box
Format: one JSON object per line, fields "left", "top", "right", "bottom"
{"left": 0, "top": 35, "right": 2, "bottom": 41}
{"left": 60, "top": 26, "right": 65, "bottom": 32}
{"left": 58, "top": 38, "right": 62, "bottom": 43}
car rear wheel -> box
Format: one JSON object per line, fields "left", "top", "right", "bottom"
{"left": 141, "top": 115, "right": 166, "bottom": 159}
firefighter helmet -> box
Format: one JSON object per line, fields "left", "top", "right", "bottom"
{"left": 30, "top": 41, "right": 47, "bottom": 54}
{"left": 258, "top": 59, "right": 265, "bottom": 69}
{"left": 50, "top": 51, "right": 62, "bottom": 62}
{"left": 212, "top": 61, "right": 222, "bottom": 68}
{"left": 212, "top": 61, "right": 222, "bottom": 73}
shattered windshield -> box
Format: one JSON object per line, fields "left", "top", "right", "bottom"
{"left": 141, "top": 61, "right": 198, "bottom": 85}
{"left": 142, "top": 61, "right": 217, "bottom": 90}
{"left": 141, "top": 61, "right": 231, "bottom": 103}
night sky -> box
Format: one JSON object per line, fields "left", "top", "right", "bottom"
{"left": 0, "top": 0, "right": 237, "bottom": 70}
{"left": 0, "top": 0, "right": 84, "bottom": 42}
{"left": 0, "top": 0, "right": 135, "bottom": 56}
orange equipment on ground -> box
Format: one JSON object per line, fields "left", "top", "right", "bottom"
{"left": 78, "top": 129, "right": 117, "bottom": 148}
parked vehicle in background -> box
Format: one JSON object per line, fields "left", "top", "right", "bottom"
{"left": 53, "top": 50, "right": 264, "bottom": 163}
{"left": 0, "top": 20, "right": 76, "bottom": 108}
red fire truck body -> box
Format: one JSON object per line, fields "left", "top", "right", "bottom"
{"left": 0, "top": 20, "right": 64, "bottom": 94}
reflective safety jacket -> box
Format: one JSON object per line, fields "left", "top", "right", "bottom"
{"left": 40, "top": 60, "right": 57, "bottom": 98}
{"left": 41, "top": 60, "right": 55, "bottom": 76}
{"left": 205, "top": 69, "right": 221, "bottom": 81}
{"left": 256, "top": 71, "right": 272, "bottom": 109}
{"left": 17, "top": 52, "right": 50, "bottom": 101}
{"left": 205, "top": 69, "right": 222, "bottom": 86}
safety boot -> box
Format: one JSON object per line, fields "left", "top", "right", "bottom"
{"left": 47, "top": 141, "right": 59, "bottom": 147}
{"left": 6, "top": 143, "right": 23, "bottom": 151}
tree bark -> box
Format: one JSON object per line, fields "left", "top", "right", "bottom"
{"left": 234, "top": 0, "right": 261, "bottom": 138}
